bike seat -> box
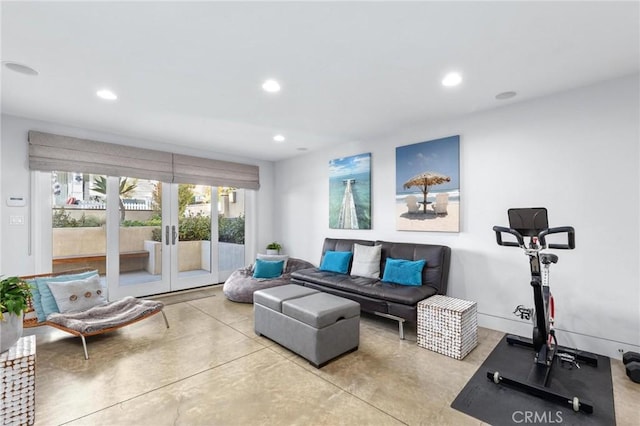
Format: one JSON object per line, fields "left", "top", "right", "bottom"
{"left": 540, "top": 253, "right": 558, "bottom": 264}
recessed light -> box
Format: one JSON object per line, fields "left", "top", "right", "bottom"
{"left": 3, "top": 61, "right": 39, "bottom": 76}
{"left": 495, "top": 91, "right": 517, "bottom": 100}
{"left": 273, "top": 134, "right": 286, "bottom": 143}
{"left": 262, "top": 79, "right": 281, "bottom": 93}
{"left": 96, "top": 89, "right": 118, "bottom": 100}
{"left": 442, "top": 72, "right": 462, "bottom": 87}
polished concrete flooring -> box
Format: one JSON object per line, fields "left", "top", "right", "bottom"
{"left": 24, "top": 286, "right": 640, "bottom": 425}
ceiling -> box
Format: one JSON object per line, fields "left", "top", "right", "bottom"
{"left": 2, "top": 2, "right": 638, "bottom": 162}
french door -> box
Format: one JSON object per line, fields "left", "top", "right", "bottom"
{"left": 47, "top": 172, "right": 246, "bottom": 300}
{"left": 108, "top": 178, "right": 217, "bottom": 299}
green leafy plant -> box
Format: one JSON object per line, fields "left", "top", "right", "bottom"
{"left": 266, "top": 241, "right": 282, "bottom": 251}
{"left": 148, "top": 214, "right": 245, "bottom": 244}
{"left": 179, "top": 213, "right": 211, "bottom": 241}
{"left": 151, "top": 227, "right": 163, "bottom": 242}
{"left": 0, "top": 276, "right": 32, "bottom": 320}
{"left": 121, "top": 217, "right": 162, "bottom": 227}
{"left": 219, "top": 215, "right": 245, "bottom": 244}
{"left": 52, "top": 209, "right": 103, "bottom": 228}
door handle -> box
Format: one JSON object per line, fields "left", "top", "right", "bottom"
{"left": 165, "top": 226, "right": 170, "bottom": 245}
{"left": 172, "top": 225, "right": 177, "bottom": 245}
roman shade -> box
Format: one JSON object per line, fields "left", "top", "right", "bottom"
{"left": 28, "top": 131, "right": 260, "bottom": 190}
{"left": 172, "top": 154, "right": 260, "bottom": 189}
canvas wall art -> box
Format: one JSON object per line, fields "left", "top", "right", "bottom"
{"left": 396, "top": 135, "right": 460, "bottom": 232}
{"left": 329, "top": 153, "right": 371, "bottom": 229}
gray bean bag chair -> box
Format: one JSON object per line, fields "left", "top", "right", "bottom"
{"left": 223, "top": 257, "right": 315, "bottom": 303}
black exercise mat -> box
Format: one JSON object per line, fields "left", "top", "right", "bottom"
{"left": 452, "top": 336, "right": 615, "bottom": 425}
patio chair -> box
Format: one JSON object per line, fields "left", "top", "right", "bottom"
{"left": 433, "top": 193, "right": 449, "bottom": 215}
{"left": 406, "top": 195, "right": 419, "bottom": 213}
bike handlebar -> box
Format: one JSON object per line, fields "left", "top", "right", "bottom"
{"left": 538, "top": 226, "right": 575, "bottom": 250}
{"left": 493, "top": 226, "right": 524, "bottom": 247}
{"left": 493, "top": 225, "right": 575, "bottom": 250}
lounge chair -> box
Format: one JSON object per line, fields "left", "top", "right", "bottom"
{"left": 406, "top": 195, "right": 419, "bottom": 213}
{"left": 21, "top": 269, "right": 169, "bottom": 359}
{"left": 433, "top": 193, "right": 449, "bottom": 215}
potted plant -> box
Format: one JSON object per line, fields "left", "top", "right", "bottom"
{"left": 0, "top": 276, "right": 31, "bottom": 353}
{"left": 266, "top": 242, "right": 282, "bottom": 255}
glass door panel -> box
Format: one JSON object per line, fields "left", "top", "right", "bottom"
{"left": 112, "top": 177, "right": 170, "bottom": 298}
{"left": 171, "top": 184, "right": 217, "bottom": 291}
{"left": 108, "top": 177, "right": 170, "bottom": 299}
{"left": 218, "top": 188, "right": 245, "bottom": 282}
{"left": 51, "top": 171, "right": 107, "bottom": 278}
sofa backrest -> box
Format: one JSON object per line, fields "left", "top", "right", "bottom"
{"left": 320, "top": 238, "right": 451, "bottom": 295}
{"left": 376, "top": 240, "right": 451, "bottom": 295}
{"left": 321, "top": 238, "right": 374, "bottom": 270}
{"left": 321, "top": 238, "right": 374, "bottom": 259}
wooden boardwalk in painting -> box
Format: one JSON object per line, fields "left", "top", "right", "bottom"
{"left": 338, "top": 179, "right": 359, "bottom": 229}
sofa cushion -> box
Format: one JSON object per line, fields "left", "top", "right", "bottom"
{"left": 321, "top": 238, "right": 374, "bottom": 256}
{"left": 320, "top": 251, "right": 353, "bottom": 274}
{"left": 291, "top": 268, "right": 437, "bottom": 305}
{"left": 377, "top": 240, "right": 450, "bottom": 295}
{"left": 381, "top": 258, "right": 425, "bottom": 286}
{"left": 351, "top": 243, "right": 381, "bottom": 278}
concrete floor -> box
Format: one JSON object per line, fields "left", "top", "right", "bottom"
{"left": 24, "top": 286, "right": 640, "bottom": 425}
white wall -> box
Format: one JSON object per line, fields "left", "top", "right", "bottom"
{"left": 275, "top": 74, "right": 640, "bottom": 358}
{"left": 0, "top": 114, "right": 277, "bottom": 277}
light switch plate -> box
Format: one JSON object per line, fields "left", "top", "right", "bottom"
{"left": 9, "top": 215, "right": 25, "bottom": 225}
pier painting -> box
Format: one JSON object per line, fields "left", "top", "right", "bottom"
{"left": 329, "top": 153, "right": 371, "bottom": 229}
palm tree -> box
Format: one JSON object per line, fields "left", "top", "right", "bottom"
{"left": 91, "top": 177, "right": 138, "bottom": 222}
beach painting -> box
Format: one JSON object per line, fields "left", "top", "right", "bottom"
{"left": 329, "top": 153, "right": 371, "bottom": 229}
{"left": 396, "top": 135, "right": 460, "bottom": 232}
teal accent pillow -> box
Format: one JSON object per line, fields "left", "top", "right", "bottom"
{"left": 36, "top": 270, "right": 99, "bottom": 319}
{"left": 382, "top": 258, "right": 426, "bottom": 286}
{"left": 26, "top": 279, "right": 46, "bottom": 323}
{"left": 320, "top": 251, "right": 353, "bottom": 274}
{"left": 253, "top": 259, "right": 284, "bottom": 279}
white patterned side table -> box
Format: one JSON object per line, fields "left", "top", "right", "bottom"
{"left": 417, "top": 295, "right": 477, "bottom": 360}
{"left": 1, "top": 335, "right": 36, "bottom": 425}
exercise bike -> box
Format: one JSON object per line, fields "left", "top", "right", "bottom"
{"left": 488, "top": 208, "right": 599, "bottom": 413}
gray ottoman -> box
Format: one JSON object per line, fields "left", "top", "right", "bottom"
{"left": 254, "top": 284, "right": 360, "bottom": 368}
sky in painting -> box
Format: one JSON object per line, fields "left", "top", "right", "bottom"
{"left": 329, "top": 153, "right": 371, "bottom": 178}
{"left": 395, "top": 135, "right": 459, "bottom": 193}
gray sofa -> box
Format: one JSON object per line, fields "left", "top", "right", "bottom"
{"left": 291, "top": 238, "right": 451, "bottom": 338}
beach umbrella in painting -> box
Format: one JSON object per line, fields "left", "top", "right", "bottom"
{"left": 403, "top": 172, "right": 451, "bottom": 213}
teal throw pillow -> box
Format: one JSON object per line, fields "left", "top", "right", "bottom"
{"left": 382, "top": 258, "right": 426, "bottom": 286}
{"left": 319, "top": 251, "right": 353, "bottom": 274}
{"left": 36, "top": 270, "right": 100, "bottom": 319}
{"left": 253, "top": 259, "right": 284, "bottom": 279}
{"left": 26, "top": 279, "right": 46, "bottom": 323}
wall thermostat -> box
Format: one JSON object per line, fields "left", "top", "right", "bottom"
{"left": 6, "top": 196, "right": 27, "bottom": 207}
